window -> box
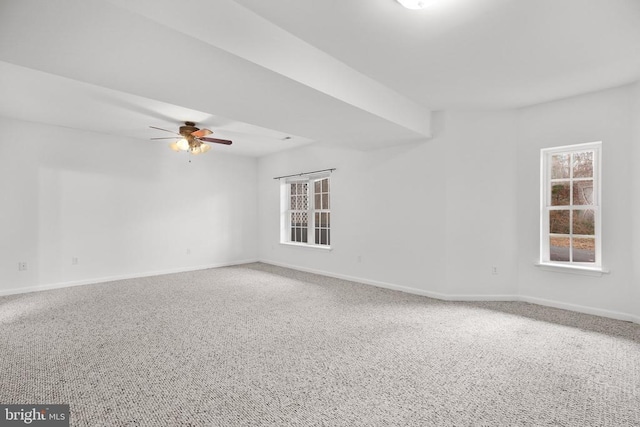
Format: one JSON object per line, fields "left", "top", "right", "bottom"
{"left": 281, "top": 175, "right": 331, "bottom": 247}
{"left": 540, "top": 142, "right": 601, "bottom": 268}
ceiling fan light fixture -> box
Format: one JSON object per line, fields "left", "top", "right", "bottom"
{"left": 169, "top": 141, "right": 180, "bottom": 152}
{"left": 177, "top": 138, "right": 190, "bottom": 151}
{"left": 200, "top": 144, "right": 211, "bottom": 153}
{"left": 396, "top": 0, "right": 428, "bottom": 9}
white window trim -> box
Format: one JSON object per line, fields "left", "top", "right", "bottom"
{"left": 279, "top": 241, "right": 332, "bottom": 251}
{"left": 539, "top": 141, "right": 605, "bottom": 273}
{"left": 280, "top": 173, "right": 331, "bottom": 249}
{"left": 534, "top": 262, "right": 609, "bottom": 276}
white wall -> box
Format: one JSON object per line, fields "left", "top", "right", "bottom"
{"left": 443, "top": 111, "right": 518, "bottom": 297}
{"left": 258, "top": 111, "right": 519, "bottom": 299}
{"left": 516, "top": 85, "right": 636, "bottom": 319}
{"left": 257, "top": 139, "right": 448, "bottom": 295}
{"left": 0, "top": 116, "right": 258, "bottom": 295}
{"left": 633, "top": 82, "right": 640, "bottom": 321}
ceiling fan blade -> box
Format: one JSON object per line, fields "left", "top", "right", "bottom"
{"left": 191, "top": 128, "right": 212, "bottom": 138}
{"left": 199, "top": 137, "right": 232, "bottom": 145}
{"left": 150, "top": 137, "right": 179, "bottom": 140}
{"left": 149, "top": 126, "right": 180, "bottom": 135}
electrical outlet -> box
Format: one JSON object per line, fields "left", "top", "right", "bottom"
{"left": 72, "top": 257, "right": 78, "bottom": 265}
{"left": 18, "top": 262, "right": 27, "bottom": 271}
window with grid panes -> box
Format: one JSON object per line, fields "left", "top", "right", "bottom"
{"left": 282, "top": 175, "right": 330, "bottom": 247}
{"left": 541, "top": 142, "right": 601, "bottom": 267}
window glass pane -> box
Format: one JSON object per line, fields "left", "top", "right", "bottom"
{"left": 315, "top": 229, "right": 320, "bottom": 244}
{"left": 322, "top": 178, "right": 328, "bottom": 192}
{"left": 327, "top": 230, "right": 330, "bottom": 246}
{"left": 551, "top": 154, "right": 570, "bottom": 179}
{"left": 573, "top": 209, "right": 594, "bottom": 235}
{"left": 315, "top": 212, "right": 320, "bottom": 226}
{"left": 551, "top": 182, "right": 570, "bottom": 206}
{"left": 321, "top": 212, "right": 328, "bottom": 227}
{"left": 322, "top": 194, "right": 329, "bottom": 209}
{"left": 315, "top": 194, "right": 321, "bottom": 209}
{"left": 550, "top": 210, "right": 570, "bottom": 234}
{"left": 573, "top": 180, "right": 593, "bottom": 205}
{"left": 291, "top": 212, "right": 308, "bottom": 227}
{"left": 296, "top": 183, "right": 307, "bottom": 202}
{"left": 314, "top": 180, "right": 321, "bottom": 193}
{"left": 573, "top": 151, "right": 593, "bottom": 178}
{"left": 320, "top": 229, "right": 328, "bottom": 245}
{"left": 290, "top": 183, "right": 297, "bottom": 195}
{"left": 293, "top": 195, "right": 308, "bottom": 210}
{"left": 301, "top": 228, "right": 308, "bottom": 243}
{"left": 550, "top": 237, "right": 570, "bottom": 261}
{"left": 572, "top": 238, "right": 595, "bottom": 263}
{"left": 326, "top": 212, "right": 330, "bottom": 227}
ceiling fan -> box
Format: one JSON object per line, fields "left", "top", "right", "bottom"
{"left": 150, "top": 121, "right": 232, "bottom": 155}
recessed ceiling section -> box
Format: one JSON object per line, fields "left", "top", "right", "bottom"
{"left": 0, "top": 61, "right": 311, "bottom": 157}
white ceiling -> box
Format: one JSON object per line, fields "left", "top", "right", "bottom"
{"left": 0, "top": 0, "right": 639, "bottom": 156}
{"left": 235, "top": 0, "right": 640, "bottom": 109}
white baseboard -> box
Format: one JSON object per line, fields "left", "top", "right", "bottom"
{"left": 259, "top": 259, "right": 639, "bottom": 325}
{"left": 259, "top": 259, "right": 518, "bottom": 302}
{"left": 0, "top": 258, "right": 258, "bottom": 297}
{"left": 518, "top": 295, "right": 638, "bottom": 323}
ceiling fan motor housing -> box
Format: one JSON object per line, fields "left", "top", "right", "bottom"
{"left": 179, "top": 121, "right": 199, "bottom": 138}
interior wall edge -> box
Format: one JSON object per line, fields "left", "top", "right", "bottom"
{"left": 0, "top": 258, "right": 259, "bottom": 297}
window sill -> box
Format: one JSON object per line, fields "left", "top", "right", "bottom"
{"left": 535, "top": 262, "right": 610, "bottom": 276}
{"left": 279, "top": 242, "right": 332, "bottom": 251}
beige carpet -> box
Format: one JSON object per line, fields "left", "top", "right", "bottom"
{"left": 1, "top": 263, "right": 639, "bottom": 426}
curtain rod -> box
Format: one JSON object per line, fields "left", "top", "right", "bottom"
{"left": 273, "top": 168, "right": 336, "bottom": 180}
